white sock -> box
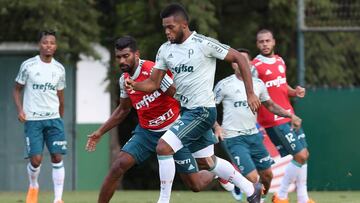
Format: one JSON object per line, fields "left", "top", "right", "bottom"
{"left": 27, "top": 163, "right": 41, "bottom": 188}
{"left": 210, "top": 157, "right": 254, "bottom": 197}
{"left": 278, "top": 160, "right": 302, "bottom": 199}
{"left": 296, "top": 164, "right": 309, "bottom": 203}
{"left": 52, "top": 161, "right": 65, "bottom": 202}
{"left": 157, "top": 155, "right": 175, "bottom": 203}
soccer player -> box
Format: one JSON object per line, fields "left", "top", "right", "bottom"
{"left": 86, "top": 36, "right": 223, "bottom": 203}
{"left": 252, "top": 29, "right": 314, "bottom": 203}
{"left": 13, "top": 30, "right": 66, "bottom": 203}
{"left": 126, "top": 3, "right": 263, "bottom": 203}
{"left": 214, "top": 48, "right": 303, "bottom": 203}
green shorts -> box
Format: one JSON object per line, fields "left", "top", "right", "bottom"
{"left": 266, "top": 122, "right": 308, "bottom": 157}
{"left": 223, "top": 132, "right": 274, "bottom": 176}
{"left": 24, "top": 118, "right": 67, "bottom": 158}
{"left": 122, "top": 125, "right": 199, "bottom": 173}
{"left": 169, "top": 107, "right": 218, "bottom": 151}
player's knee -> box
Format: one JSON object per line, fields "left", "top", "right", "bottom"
{"left": 189, "top": 184, "right": 201, "bottom": 192}
{"left": 109, "top": 159, "right": 127, "bottom": 178}
{"left": 260, "top": 170, "right": 273, "bottom": 184}
{"left": 156, "top": 139, "right": 173, "bottom": 155}
{"left": 30, "top": 156, "right": 42, "bottom": 167}
{"left": 50, "top": 154, "right": 62, "bottom": 163}
{"left": 294, "top": 149, "right": 309, "bottom": 164}
{"left": 196, "top": 157, "right": 214, "bottom": 170}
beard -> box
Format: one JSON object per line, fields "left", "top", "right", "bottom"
{"left": 171, "top": 30, "right": 184, "bottom": 44}
{"left": 120, "top": 64, "right": 131, "bottom": 73}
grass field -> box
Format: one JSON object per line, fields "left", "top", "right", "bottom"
{"left": 0, "top": 190, "right": 360, "bottom": 203}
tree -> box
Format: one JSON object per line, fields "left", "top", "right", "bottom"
{"left": 0, "top": 0, "right": 100, "bottom": 62}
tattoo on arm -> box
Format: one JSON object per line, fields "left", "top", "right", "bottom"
{"left": 263, "top": 100, "right": 291, "bottom": 118}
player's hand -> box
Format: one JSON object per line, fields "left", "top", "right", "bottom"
{"left": 17, "top": 110, "right": 26, "bottom": 123}
{"left": 290, "top": 114, "right": 302, "bottom": 131}
{"left": 214, "top": 125, "right": 225, "bottom": 141}
{"left": 295, "top": 86, "right": 306, "bottom": 98}
{"left": 125, "top": 78, "right": 135, "bottom": 91}
{"left": 247, "top": 93, "right": 261, "bottom": 114}
{"left": 86, "top": 131, "right": 102, "bottom": 152}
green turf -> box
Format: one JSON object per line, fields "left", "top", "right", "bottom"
{"left": 0, "top": 190, "right": 359, "bottom": 203}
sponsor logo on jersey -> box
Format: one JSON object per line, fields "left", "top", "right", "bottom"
{"left": 32, "top": 82, "right": 57, "bottom": 92}
{"left": 265, "top": 76, "right": 287, "bottom": 88}
{"left": 173, "top": 64, "right": 194, "bottom": 73}
{"left": 265, "top": 69, "right": 272, "bottom": 75}
{"left": 135, "top": 90, "right": 161, "bottom": 109}
{"left": 148, "top": 108, "right": 175, "bottom": 126}
{"left": 233, "top": 100, "right": 248, "bottom": 108}
{"left": 141, "top": 71, "right": 149, "bottom": 76}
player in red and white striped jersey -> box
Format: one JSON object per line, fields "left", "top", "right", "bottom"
{"left": 252, "top": 29, "right": 314, "bottom": 203}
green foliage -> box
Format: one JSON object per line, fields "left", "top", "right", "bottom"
{"left": 0, "top": 0, "right": 100, "bottom": 62}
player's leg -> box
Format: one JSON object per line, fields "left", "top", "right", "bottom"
{"left": 292, "top": 128, "right": 313, "bottom": 203}
{"left": 24, "top": 120, "right": 45, "bottom": 203}
{"left": 98, "top": 125, "right": 156, "bottom": 203}
{"left": 221, "top": 134, "right": 264, "bottom": 202}
{"left": 156, "top": 107, "right": 217, "bottom": 203}
{"left": 174, "top": 146, "right": 215, "bottom": 192}
{"left": 266, "top": 123, "right": 308, "bottom": 203}
{"left": 45, "top": 118, "right": 67, "bottom": 203}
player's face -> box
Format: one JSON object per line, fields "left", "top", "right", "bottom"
{"left": 115, "top": 48, "right": 139, "bottom": 74}
{"left": 39, "top": 35, "right": 57, "bottom": 57}
{"left": 162, "top": 16, "right": 185, "bottom": 44}
{"left": 256, "top": 32, "right": 275, "bottom": 56}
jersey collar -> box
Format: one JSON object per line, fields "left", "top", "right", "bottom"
{"left": 255, "top": 54, "right": 276, "bottom": 64}
{"left": 130, "top": 59, "right": 144, "bottom": 80}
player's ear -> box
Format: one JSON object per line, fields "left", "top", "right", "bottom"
{"left": 135, "top": 50, "right": 140, "bottom": 58}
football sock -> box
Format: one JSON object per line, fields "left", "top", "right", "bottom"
{"left": 278, "top": 160, "right": 302, "bottom": 199}
{"left": 52, "top": 161, "right": 65, "bottom": 202}
{"left": 210, "top": 157, "right": 254, "bottom": 197}
{"left": 296, "top": 163, "right": 309, "bottom": 203}
{"left": 157, "top": 155, "right": 175, "bottom": 203}
{"left": 27, "top": 163, "right": 41, "bottom": 188}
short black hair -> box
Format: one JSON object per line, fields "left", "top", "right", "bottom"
{"left": 114, "top": 36, "right": 138, "bottom": 52}
{"left": 160, "top": 3, "right": 189, "bottom": 22}
{"left": 256, "top": 29, "right": 274, "bottom": 38}
{"left": 38, "top": 30, "right": 56, "bottom": 42}
{"left": 236, "top": 48, "right": 251, "bottom": 60}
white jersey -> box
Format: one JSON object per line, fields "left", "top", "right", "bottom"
{"left": 15, "top": 55, "right": 66, "bottom": 120}
{"left": 214, "top": 75, "right": 270, "bottom": 138}
{"left": 154, "top": 31, "right": 229, "bottom": 108}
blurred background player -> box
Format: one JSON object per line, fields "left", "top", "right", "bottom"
{"left": 86, "top": 36, "right": 226, "bottom": 203}
{"left": 214, "top": 48, "right": 303, "bottom": 203}
{"left": 13, "top": 30, "right": 66, "bottom": 203}
{"left": 252, "top": 29, "right": 314, "bottom": 203}
{"left": 126, "top": 3, "right": 263, "bottom": 203}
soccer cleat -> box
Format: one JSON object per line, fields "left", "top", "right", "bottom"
{"left": 26, "top": 187, "right": 39, "bottom": 203}
{"left": 304, "top": 199, "right": 315, "bottom": 203}
{"left": 272, "top": 193, "right": 289, "bottom": 203}
{"left": 246, "top": 182, "right": 262, "bottom": 203}
{"left": 231, "top": 186, "right": 243, "bottom": 201}
{"left": 247, "top": 182, "right": 262, "bottom": 203}
{"left": 218, "top": 178, "right": 235, "bottom": 191}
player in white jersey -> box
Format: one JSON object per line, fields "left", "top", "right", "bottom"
{"left": 126, "top": 3, "right": 262, "bottom": 203}
{"left": 13, "top": 30, "right": 66, "bottom": 203}
{"left": 214, "top": 49, "right": 302, "bottom": 203}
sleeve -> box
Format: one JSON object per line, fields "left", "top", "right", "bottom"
{"left": 200, "top": 36, "right": 230, "bottom": 60}
{"left": 119, "top": 75, "right": 129, "bottom": 98}
{"left": 15, "top": 63, "right": 28, "bottom": 85}
{"left": 251, "top": 65, "right": 259, "bottom": 78}
{"left": 258, "top": 80, "right": 270, "bottom": 102}
{"left": 153, "top": 44, "right": 168, "bottom": 71}
{"left": 160, "top": 73, "right": 173, "bottom": 92}
{"left": 57, "top": 68, "right": 66, "bottom": 90}
{"left": 213, "top": 81, "right": 225, "bottom": 104}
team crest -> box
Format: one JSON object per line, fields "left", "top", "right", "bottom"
{"left": 278, "top": 65, "right": 285, "bottom": 73}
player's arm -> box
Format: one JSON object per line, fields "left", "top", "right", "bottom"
{"left": 287, "top": 85, "right": 306, "bottom": 98}
{"left": 86, "top": 97, "right": 132, "bottom": 152}
{"left": 126, "top": 68, "right": 167, "bottom": 93}
{"left": 57, "top": 90, "right": 65, "bottom": 118}
{"left": 262, "top": 99, "right": 302, "bottom": 130}
{"left": 224, "top": 48, "right": 261, "bottom": 113}
{"left": 213, "top": 121, "right": 225, "bottom": 141}
{"left": 13, "top": 82, "right": 26, "bottom": 122}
